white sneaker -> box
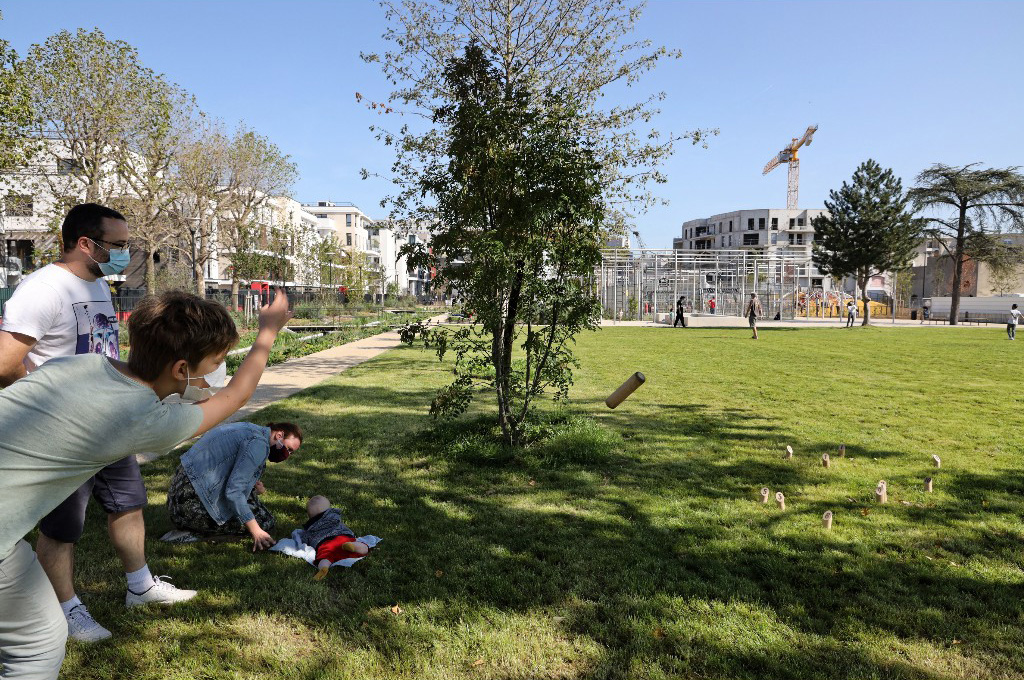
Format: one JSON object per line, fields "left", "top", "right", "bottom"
{"left": 67, "top": 604, "right": 112, "bottom": 642}
{"left": 125, "top": 576, "right": 197, "bottom": 607}
{"left": 158, "top": 529, "right": 200, "bottom": 543}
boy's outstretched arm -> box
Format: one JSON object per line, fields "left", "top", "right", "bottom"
{"left": 193, "top": 289, "right": 292, "bottom": 437}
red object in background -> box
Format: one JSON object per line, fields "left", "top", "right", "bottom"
{"left": 338, "top": 286, "right": 348, "bottom": 293}
{"left": 116, "top": 311, "right": 132, "bottom": 323}
{"left": 250, "top": 281, "right": 270, "bottom": 292}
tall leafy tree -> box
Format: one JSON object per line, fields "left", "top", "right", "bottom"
{"left": 0, "top": 11, "right": 40, "bottom": 262}
{"left": 908, "top": 163, "right": 1024, "bottom": 324}
{"left": 362, "top": 0, "right": 715, "bottom": 235}
{"left": 404, "top": 43, "right": 604, "bottom": 447}
{"left": 0, "top": 11, "right": 39, "bottom": 173}
{"left": 812, "top": 159, "right": 921, "bottom": 326}
{"left": 23, "top": 29, "right": 160, "bottom": 205}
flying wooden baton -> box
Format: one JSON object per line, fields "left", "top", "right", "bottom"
{"left": 605, "top": 372, "right": 646, "bottom": 409}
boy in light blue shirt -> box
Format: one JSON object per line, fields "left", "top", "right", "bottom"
{"left": 0, "top": 288, "right": 291, "bottom": 680}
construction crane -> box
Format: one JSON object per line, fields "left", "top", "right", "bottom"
{"left": 762, "top": 124, "right": 818, "bottom": 210}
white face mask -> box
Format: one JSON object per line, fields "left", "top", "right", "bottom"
{"left": 182, "top": 362, "right": 227, "bottom": 402}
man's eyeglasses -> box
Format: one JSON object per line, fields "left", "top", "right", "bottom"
{"left": 90, "top": 238, "right": 130, "bottom": 250}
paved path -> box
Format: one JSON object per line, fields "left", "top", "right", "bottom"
{"left": 227, "top": 328, "right": 407, "bottom": 422}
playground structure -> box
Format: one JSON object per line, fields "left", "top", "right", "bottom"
{"left": 596, "top": 249, "right": 859, "bottom": 322}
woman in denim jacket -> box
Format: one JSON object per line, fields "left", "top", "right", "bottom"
{"left": 166, "top": 421, "right": 303, "bottom": 551}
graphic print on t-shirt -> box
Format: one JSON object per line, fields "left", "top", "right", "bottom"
{"left": 72, "top": 301, "right": 119, "bottom": 358}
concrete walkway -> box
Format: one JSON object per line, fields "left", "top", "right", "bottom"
{"left": 227, "top": 327, "right": 407, "bottom": 422}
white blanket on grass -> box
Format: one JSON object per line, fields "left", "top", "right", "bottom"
{"left": 270, "top": 529, "right": 381, "bottom": 568}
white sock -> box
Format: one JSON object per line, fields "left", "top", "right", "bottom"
{"left": 125, "top": 564, "right": 156, "bottom": 593}
{"left": 60, "top": 595, "right": 83, "bottom": 617}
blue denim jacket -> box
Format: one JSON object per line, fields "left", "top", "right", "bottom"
{"left": 181, "top": 422, "right": 270, "bottom": 526}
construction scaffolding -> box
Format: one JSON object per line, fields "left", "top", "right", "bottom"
{"left": 596, "top": 249, "right": 847, "bottom": 322}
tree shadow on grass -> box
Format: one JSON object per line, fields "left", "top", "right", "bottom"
{"left": 61, "top": 366, "right": 1024, "bottom": 679}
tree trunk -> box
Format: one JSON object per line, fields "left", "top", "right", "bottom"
{"left": 230, "top": 276, "right": 240, "bottom": 311}
{"left": 145, "top": 250, "right": 157, "bottom": 295}
{"left": 859, "top": 274, "right": 871, "bottom": 326}
{"left": 193, "top": 261, "right": 205, "bottom": 297}
{"left": 948, "top": 204, "right": 969, "bottom": 326}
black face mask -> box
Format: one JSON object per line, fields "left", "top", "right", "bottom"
{"left": 268, "top": 440, "right": 290, "bottom": 463}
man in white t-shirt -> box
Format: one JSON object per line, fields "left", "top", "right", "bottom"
{"left": 845, "top": 299, "right": 856, "bottom": 328}
{"left": 0, "top": 204, "right": 193, "bottom": 643}
{"left": 1008, "top": 303, "right": 1022, "bottom": 340}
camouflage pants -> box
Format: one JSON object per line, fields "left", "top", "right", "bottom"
{"left": 167, "top": 465, "right": 275, "bottom": 535}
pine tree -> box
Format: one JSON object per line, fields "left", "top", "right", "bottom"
{"left": 812, "top": 160, "right": 921, "bottom": 325}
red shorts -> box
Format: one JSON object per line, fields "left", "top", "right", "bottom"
{"left": 315, "top": 535, "right": 365, "bottom": 563}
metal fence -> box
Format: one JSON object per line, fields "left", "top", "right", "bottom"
{"left": 596, "top": 249, "right": 848, "bottom": 321}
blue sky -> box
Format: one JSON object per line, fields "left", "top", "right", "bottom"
{"left": 2, "top": 0, "right": 1021, "bottom": 247}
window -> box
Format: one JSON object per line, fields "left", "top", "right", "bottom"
{"left": 345, "top": 214, "right": 352, "bottom": 227}
{"left": 743, "top": 233, "right": 759, "bottom": 246}
{"left": 729, "top": 220, "right": 733, "bottom": 231}
{"left": 771, "top": 217, "right": 778, "bottom": 230}
{"left": 57, "top": 158, "right": 80, "bottom": 175}
{"left": 811, "top": 278, "right": 823, "bottom": 287}
{"left": 797, "top": 217, "right": 805, "bottom": 226}
{"left": 408, "top": 234, "right": 416, "bottom": 244}
{"left": 789, "top": 218, "right": 796, "bottom": 227}
{"left": 728, "top": 235, "right": 733, "bottom": 246}
{"left": 788, "top": 234, "right": 805, "bottom": 245}
{"left": 5, "top": 194, "right": 32, "bottom": 217}
{"left": 758, "top": 217, "right": 766, "bottom": 230}
{"left": 346, "top": 233, "right": 352, "bottom": 246}
{"left": 747, "top": 218, "right": 754, "bottom": 230}
{"left": 316, "top": 213, "right": 327, "bottom": 218}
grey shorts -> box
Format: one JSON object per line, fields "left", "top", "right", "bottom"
{"left": 748, "top": 315, "right": 757, "bottom": 328}
{"left": 39, "top": 456, "right": 148, "bottom": 543}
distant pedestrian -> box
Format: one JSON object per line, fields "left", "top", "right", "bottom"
{"left": 709, "top": 297, "right": 716, "bottom": 315}
{"left": 745, "top": 293, "right": 763, "bottom": 340}
{"left": 673, "top": 296, "right": 687, "bottom": 328}
{"left": 845, "top": 300, "right": 856, "bottom": 327}
{"left": 1008, "top": 303, "right": 1022, "bottom": 340}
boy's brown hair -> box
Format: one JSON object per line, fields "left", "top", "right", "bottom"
{"left": 127, "top": 291, "right": 239, "bottom": 381}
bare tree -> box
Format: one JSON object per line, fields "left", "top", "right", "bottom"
{"left": 167, "top": 115, "right": 232, "bottom": 296}
{"left": 111, "top": 83, "right": 195, "bottom": 293}
{"left": 218, "top": 125, "right": 298, "bottom": 300}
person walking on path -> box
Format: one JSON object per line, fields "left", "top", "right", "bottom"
{"left": 0, "top": 204, "right": 196, "bottom": 644}
{"left": 709, "top": 297, "right": 716, "bottom": 315}
{"left": 165, "top": 422, "right": 303, "bottom": 551}
{"left": 845, "top": 299, "right": 857, "bottom": 328}
{"left": 1008, "top": 303, "right": 1022, "bottom": 340}
{"left": 744, "top": 293, "right": 764, "bottom": 340}
{"left": 673, "top": 296, "right": 687, "bottom": 328}
{"left": 0, "top": 288, "right": 292, "bottom": 680}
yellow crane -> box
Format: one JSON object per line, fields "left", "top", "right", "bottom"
{"left": 762, "top": 124, "right": 818, "bottom": 210}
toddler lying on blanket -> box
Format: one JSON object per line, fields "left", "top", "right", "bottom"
{"left": 302, "top": 495, "right": 369, "bottom": 580}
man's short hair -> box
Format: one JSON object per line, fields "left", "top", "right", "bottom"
{"left": 1013, "top": 304, "right": 1019, "bottom": 310}
{"left": 267, "top": 421, "right": 304, "bottom": 443}
{"left": 127, "top": 291, "right": 238, "bottom": 381}
{"left": 61, "top": 203, "right": 126, "bottom": 252}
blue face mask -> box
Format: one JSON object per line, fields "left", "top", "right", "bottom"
{"left": 88, "top": 238, "right": 131, "bottom": 276}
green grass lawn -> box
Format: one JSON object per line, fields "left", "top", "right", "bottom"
{"left": 60, "top": 325, "right": 1024, "bottom": 679}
